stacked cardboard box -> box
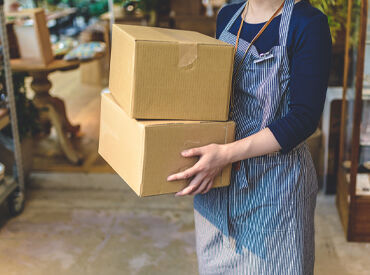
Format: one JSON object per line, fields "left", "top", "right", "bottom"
{"left": 99, "top": 24, "right": 235, "bottom": 197}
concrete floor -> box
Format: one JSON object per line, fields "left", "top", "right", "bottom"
{"left": 0, "top": 173, "right": 370, "bottom": 275}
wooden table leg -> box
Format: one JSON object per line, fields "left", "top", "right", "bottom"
{"left": 30, "top": 71, "right": 82, "bottom": 164}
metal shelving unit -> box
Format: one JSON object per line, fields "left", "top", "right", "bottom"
{"left": 0, "top": 1, "right": 25, "bottom": 217}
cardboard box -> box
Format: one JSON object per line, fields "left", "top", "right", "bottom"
{"left": 109, "top": 24, "right": 234, "bottom": 121}
{"left": 99, "top": 91, "right": 235, "bottom": 197}
{"left": 7, "top": 8, "right": 53, "bottom": 65}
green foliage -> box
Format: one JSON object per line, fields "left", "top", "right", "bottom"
{"left": 0, "top": 72, "right": 40, "bottom": 140}
{"left": 309, "top": 0, "right": 348, "bottom": 43}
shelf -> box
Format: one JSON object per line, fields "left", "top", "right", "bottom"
{"left": 346, "top": 173, "right": 370, "bottom": 196}
{"left": 0, "top": 108, "right": 9, "bottom": 131}
{"left": 0, "top": 176, "right": 17, "bottom": 205}
{"left": 0, "top": 5, "right": 25, "bottom": 217}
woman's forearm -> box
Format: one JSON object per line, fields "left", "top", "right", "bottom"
{"left": 224, "top": 128, "right": 282, "bottom": 163}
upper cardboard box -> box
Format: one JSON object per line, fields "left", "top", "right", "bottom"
{"left": 109, "top": 24, "right": 234, "bottom": 121}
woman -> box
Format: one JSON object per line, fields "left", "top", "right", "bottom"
{"left": 168, "top": 0, "right": 331, "bottom": 274}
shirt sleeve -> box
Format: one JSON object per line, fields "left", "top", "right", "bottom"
{"left": 267, "top": 13, "right": 332, "bottom": 153}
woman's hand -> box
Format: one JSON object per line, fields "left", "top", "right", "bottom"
{"left": 167, "top": 144, "right": 230, "bottom": 197}
{"left": 167, "top": 128, "right": 281, "bottom": 197}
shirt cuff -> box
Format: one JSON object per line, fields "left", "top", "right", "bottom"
{"left": 267, "top": 122, "right": 296, "bottom": 154}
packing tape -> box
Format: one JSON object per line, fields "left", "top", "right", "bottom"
{"left": 178, "top": 42, "right": 198, "bottom": 68}
{"left": 150, "top": 28, "right": 198, "bottom": 68}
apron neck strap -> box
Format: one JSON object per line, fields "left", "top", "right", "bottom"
{"left": 279, "top": 0, "right": 295, "bottom": 46}
{"left": 224, "top": 2, "right": 247, "bottom": 34}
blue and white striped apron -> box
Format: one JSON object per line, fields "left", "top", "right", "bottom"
{"left": 193, "top": 1, "right": 319, "bottom": 274}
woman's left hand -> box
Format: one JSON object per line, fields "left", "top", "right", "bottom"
{"left": 167, "top": 144, "right": 230, "bottom": 197}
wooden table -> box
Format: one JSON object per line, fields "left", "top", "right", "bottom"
{"left": 11, "top": 59, "right": 83, "bottom": 164}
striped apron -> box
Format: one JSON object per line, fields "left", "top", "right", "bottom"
{"left": 193, "top": 1, "right": 319, "bottom": 274}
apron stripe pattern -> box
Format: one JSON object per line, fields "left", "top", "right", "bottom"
{"left": 193, "top": 1, "right": 319, "bottom": 274}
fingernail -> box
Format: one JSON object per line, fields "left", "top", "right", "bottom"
{"left": 181, "top": 150, "right": 188, "bottom": 156}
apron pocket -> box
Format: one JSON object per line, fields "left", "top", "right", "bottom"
{"left": 233, "top": 160, "right": 302, "bottom": 233}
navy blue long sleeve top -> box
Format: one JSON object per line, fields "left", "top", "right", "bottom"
{"left": 217, "top": 1, "right": 332, "bottom": 153}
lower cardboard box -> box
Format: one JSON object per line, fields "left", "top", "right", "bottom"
{"left": 98, "top": 91, "right": 235, "bottom": 197}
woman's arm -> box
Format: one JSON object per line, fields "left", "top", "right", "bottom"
{"left": 268, "top": 12, "right": 332, "bottom": 152}
{"left": 167, "top": 128, "right": 280, "bottom": 196}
